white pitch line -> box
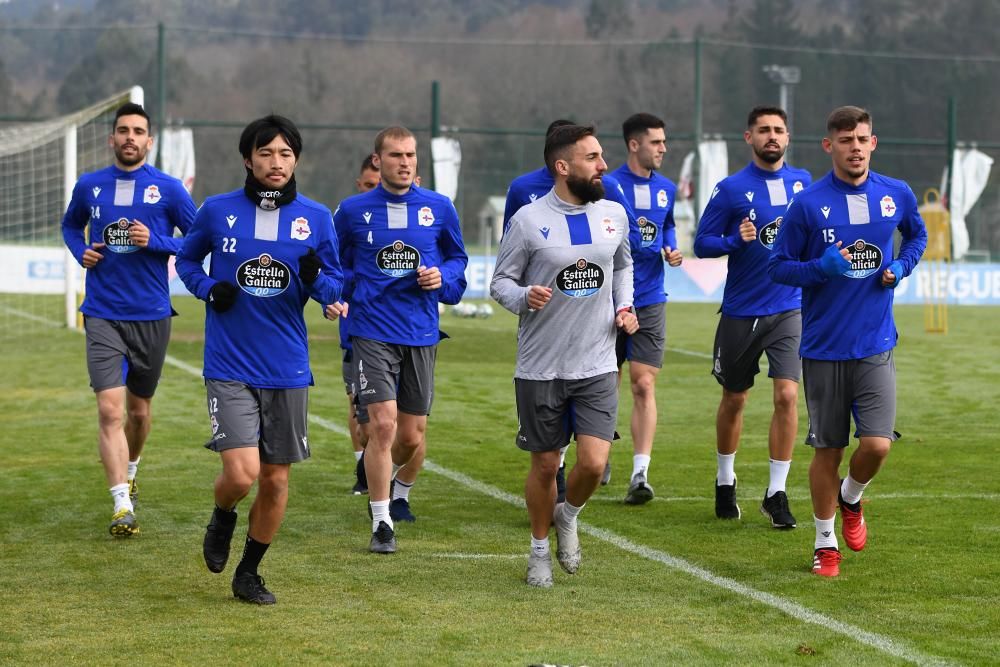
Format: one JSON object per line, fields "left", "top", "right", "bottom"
{"left": 162, "top": 353, "right": 948, "bottom": 666}
{"left": 420, "top": 460, "right": 950, "bottom": 667}
{"left": 430, "top": 553, "right": 525, "bottom": 560}
{"left": 0, "top": 305, "right": 64, "bottom": 327}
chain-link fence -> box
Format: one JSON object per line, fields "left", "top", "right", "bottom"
{"left": 2, "top": 25, "right": 998, "bottom": 258}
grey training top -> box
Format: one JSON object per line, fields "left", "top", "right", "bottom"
{"left": 490, "top": 188, "right": 633, "bottom": 380}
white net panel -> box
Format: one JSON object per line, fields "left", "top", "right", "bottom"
{"left": 0, "top": 86, "right": 141, "bottom": 336}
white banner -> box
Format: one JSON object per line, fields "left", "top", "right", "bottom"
{"left": 149, "top": 127, "right": 196, "bottom": 194}
{"left": 431, "top": 136, "right": 461, "bottom": 202}
{"left": 947, "top": 148, "right": 993, "bottom": 260}
{"left": 697, "top": 140, "right": 728, "bottom": 217}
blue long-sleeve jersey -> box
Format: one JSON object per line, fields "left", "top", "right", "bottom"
{"left": 177, "top": 190, "right": 342, "bottom": 388}
{"left": 694, "top": 162, "right": 811, "bottom": 317}
{"left": 334, "top": 183, "right": 468, "bottom": 347}
{"left": 501, "top": 167, "right": 635, "bottom": 237}
{"left": 768, "top": 170, "right": 927, "bottom": 361}
{"left": 61, "top": 163, "right": 196, "bottom": 320}
{"left": 610, "top": 164, "right": 678, "bottom": 308}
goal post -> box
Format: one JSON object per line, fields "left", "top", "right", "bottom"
{"left": 0, "top": 86, "right": 142, "bottom": 334}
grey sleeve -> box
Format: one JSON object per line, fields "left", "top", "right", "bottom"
{"left": 490, "top": 217, "right": 531, "bottom": 314}
{"left": 612, "top": 225, "right": 634, "bottom": 311}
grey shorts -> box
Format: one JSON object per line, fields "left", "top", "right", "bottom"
{"left": 514, "top": 372, "right": 619, "bottom": 452}
{"left": 616, "top": 303, "right": 666, "bottom": 368}
{"left": 802, "top": 351, "right": 898, "bottom": 449}
{"left": 204, "top": 379, "right": 310, "bottom": 464}
{"left": 84, "top": 316, "right": 171, "bottom": 398}
{"left": 351, "top": 337, "right": 436, "bottom": 420}
{"left": 342, "top": 348, "right": 354, "bottom": 395}
{"left": 711, "top": 310, "right": 801, "bottom": 393}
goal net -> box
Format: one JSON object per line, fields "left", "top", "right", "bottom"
{"left": 0, "top": 86, "right": 143, "bottom": 335}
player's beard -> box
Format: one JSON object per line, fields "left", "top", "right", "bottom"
{"left": 114, "top": 143, "right": 146, "bottom": 168}
{"left": 566, "top": 174, "right": 605, "bottom": 203}
{"left": 753, "top": 142, "right": 784, "bottom": 165}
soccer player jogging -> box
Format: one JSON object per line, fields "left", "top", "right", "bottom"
{"left": 693, "top": 106, "right": 812, "bottom": 528}
{"left": 610, "top": 112, "right": 683, "bottom": 505}
{"left": 329, "top": 126, "right": 468, "bottom": 554}
{"left": 176, "top": 115, "right": 343, "bottom": 604}
{"left": 502, "top": 118, "right": 637, "bottom": 498}
{"left": 339, "top": 154, "right": 381, "bottom": 496}
{"left": 491, "top": 124, "right": 638, "bottom": 588}
{"left": 61, "top": 102, "right": 196, "bottom": 537}
{"left": 768, "top": 106, "right": 927, "bottom": 577}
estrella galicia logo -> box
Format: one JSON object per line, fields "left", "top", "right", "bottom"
{"left": 759, "top": 216, "right": 782, "bottom": 249}
{"left": 556, "top": 258, "right": 604, "bottom": 297}
{"left": 102, "top": 218, "right": 139, "bottom": 254}
{"left": 845, "top": 239, "right": 883, "bottom": 279}
{"left": 237, "top": 253, "right": 290, "bottom": 297}
{"left": 637, "top": 216, "right": 659, "bottom": 248}
{"left": 377, "top": 240, "right": 420, "bottom": 277}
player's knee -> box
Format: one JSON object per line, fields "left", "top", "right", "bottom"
{"left": 720, "top": 390, "right": 748, "bottom": 415}
{"left": 631, "top": 373, "right": 657, "bottom": 400}
{"left": 773, "top": 386, "right": 797, "bottom": 413}
{"left": 861, "top": 437, "right": 892, "bottom": 460}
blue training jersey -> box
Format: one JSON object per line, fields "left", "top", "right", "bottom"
{"left": 501, "top": 167, "right": 635, "bottom": 238}
{"left": 61, "top": 163, "right": 196, "bottom": 320}
{"left": 768, "top": 170, "right": 927, "bottom": 361}
{"left": 176, "top": 190, "right": 342, "bottom": 388}
{"left": 694, "top": 162, "right": 811, "bottom": 318}
{"left": 610, "top": 164, "right": 678, "bottom": 308}
{"left": 334, "top": 183, "right": 468, "bottom": 347}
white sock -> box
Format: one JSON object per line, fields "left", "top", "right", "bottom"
{"left": 840, "top": 475, "right": 868, "bottom": 505}
{"left": 530, "top": 535, "right": 549, "bottom": 556}
{"left": 392, "top": 479, "right": 413, "bottom": 502}
{"left": 716, "top": 453, "right": 736, "bottom": 486}
{"left": 767, "top": 459, "right": 791, "bottom": 497}
{"left": 353, "top": 450, "right": 363, "bottom": 462}
{"left": 110, "top": 483, "right": 133, "bottom": 513}
{"left": 632, "top": 454, "right": 651, "bottom": 479}
{"left": 814, "top": 515, "right": 838, "bottom": 550}
{"left": 558, "top": 445, "right": 569, "bottom": 468}
{"left": 560, "top": 500, "right": 584, "bottom": 525}
{"left": 370, "top": 500, "right": 393, "bottom": 532}
{"left": 127, "top": 457, "right": 140, "bottom": 481}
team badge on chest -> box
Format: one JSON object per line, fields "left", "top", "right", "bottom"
{"left": 600, "top": 217, "right": 617, "bottom": 239}
{"left": 657, "top": 189, "right": 668, "bottom": 208}
{"left": 290, "top": 217, "right": 311, "bottom": 241}
{"left": 143, "top": 185, "right": 161, "bottom": 204}
{"left": 418, "top": 206, "right": 435, "bottom": 227}
{"left": 879, "top": 195, "right": 896, "bottom": 218}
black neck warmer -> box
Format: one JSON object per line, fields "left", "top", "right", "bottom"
{"left": 244, "top": 172, "right": 297, "bottom": 210}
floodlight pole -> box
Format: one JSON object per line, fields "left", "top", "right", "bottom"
{"left": 763, "top": 64, "right": 800, "bottom": 163}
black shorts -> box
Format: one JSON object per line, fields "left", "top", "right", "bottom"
{"left": 204, "top": 379, "right": 310, "bottom": 464}
{"left": 514, "top": 373, "right": 618, "bottom": 452}
{"left": 351, "top": 337, "right": 436, "bottom": 420}
{"left": 616, "top": 303, "right": 666, "bottom": 368}
{"left": 711, "top": 310, "right": 801, "bottom": 393}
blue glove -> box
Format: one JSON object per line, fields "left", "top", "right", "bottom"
{"left": 819, "top": 243, "right": 852, "bottom": 278}
{"left": 885, "top": 260, "right": 904, "bottom": 288}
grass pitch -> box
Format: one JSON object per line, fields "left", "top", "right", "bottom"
{"left": 1, "top": 296, "right": 997, "bottom": 665}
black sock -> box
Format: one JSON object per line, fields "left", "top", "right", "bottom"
{"left": 235, "top": 535, "right": 270, "bottom": 576}
{"left": 213, "top": 505, "right": 237, "bottom": 525}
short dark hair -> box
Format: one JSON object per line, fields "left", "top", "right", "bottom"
{"left": 622, "top": 112, "right": 665, "bottom": 146}
{"left": 114, "top": 102, "right": 151, "bottom": 133}
{"left": 374, "top": 126, "right": 415, "bottom": 155}
{"left": 747, "top": 106, "right": 787, "bottom": 127}
{"left": 544, "top": 124, "right": 597, "bottom": 174}
{"left": 827, "top": 106, "right": 872, "bottom": 134}
{"left": 239, "top": 114, "right": 303, "bottom": 160}
{"left": 360, "top": 153, "right": 377, "bottom": 174}
{"left": 546, "top": 119, "right": 575, "bottom": 136}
